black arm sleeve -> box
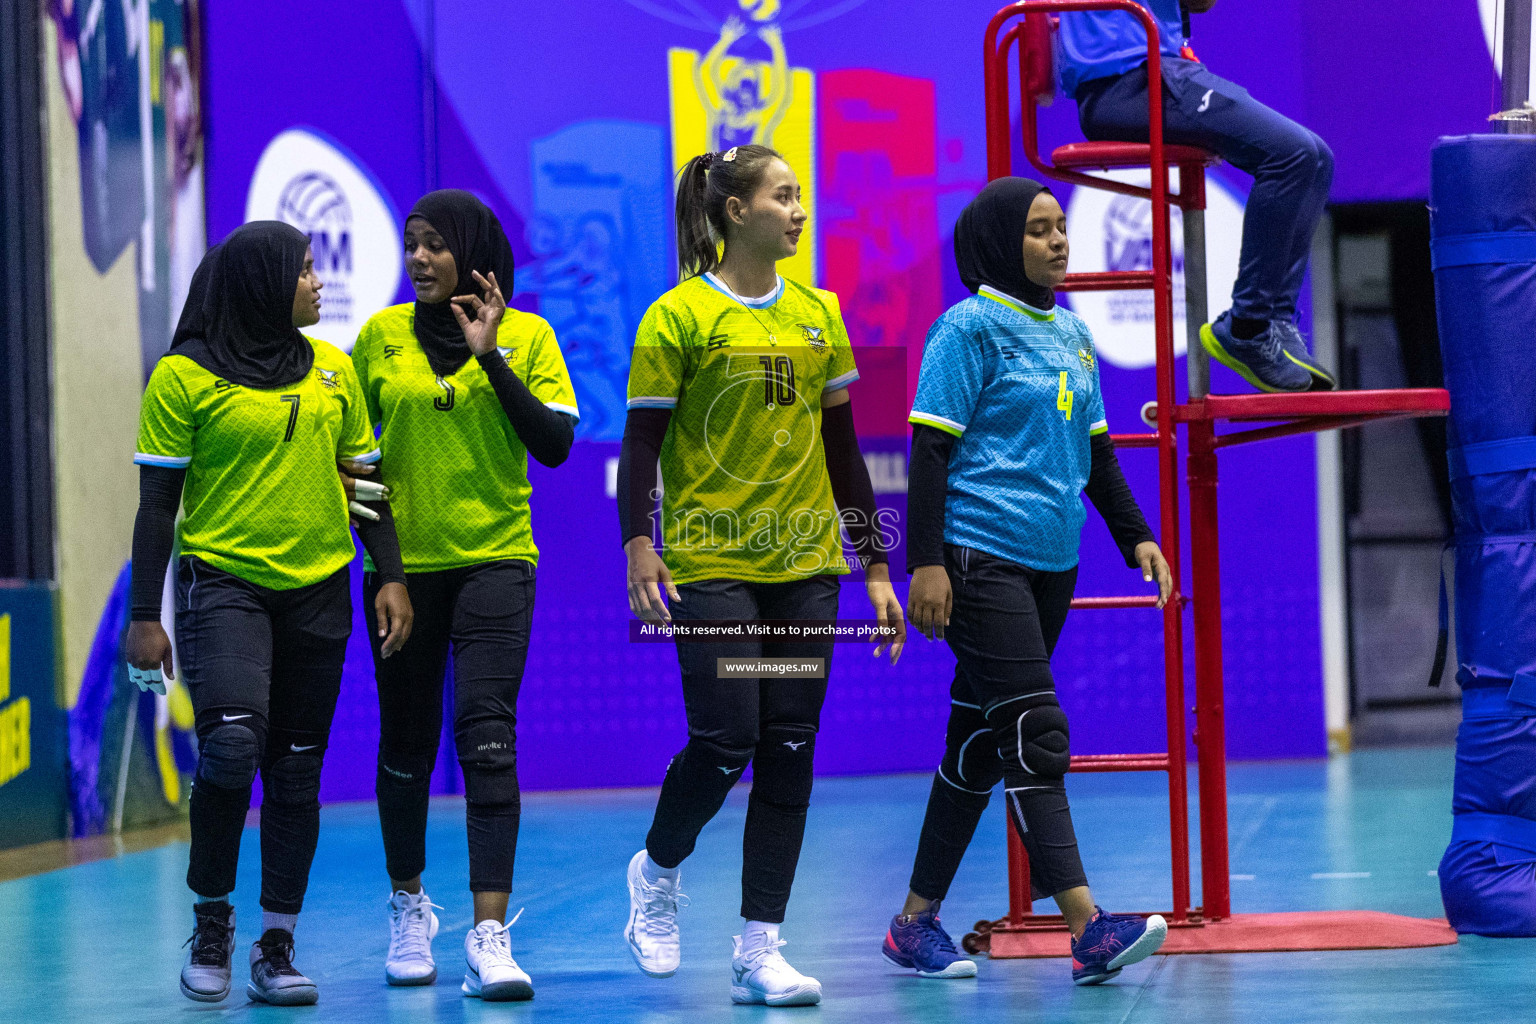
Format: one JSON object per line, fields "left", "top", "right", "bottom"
{"left": 1085, "top": 431, "right": 1156, "bottom": 567}
{"left": 354, "top": 497, "right": 407, "bottom": 586}
{"left": 820, "top": 399, "right": 888, "bottom": 569}
{"left": 618, "top": 408, "right": 671, "bottom": 547}
{"left": 476, "top": 350, "right": 575, "bottom": 468}
{"left": 130, "top": 466, "right": 186, "bottom": 622}
{"left": 906, "top": 424, "right": 954, "bottom": 573}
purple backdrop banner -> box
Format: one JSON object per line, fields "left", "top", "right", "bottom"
{"left": 201, "top": 0, "right": 1494, "bottom": 799}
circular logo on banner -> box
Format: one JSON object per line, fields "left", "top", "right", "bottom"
{"left": 1063, "top": 169, "right": 1245, "bottom": 370}
{"left": 246, "top": 129, "right": 401, "bottom": 352}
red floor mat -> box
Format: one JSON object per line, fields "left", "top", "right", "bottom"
{"left": 984, "top": 911, "right": 1459, "bottom": 957}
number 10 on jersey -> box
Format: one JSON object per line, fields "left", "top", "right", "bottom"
{"left": 759, "top": 356, "right": 796, "bottom": 408}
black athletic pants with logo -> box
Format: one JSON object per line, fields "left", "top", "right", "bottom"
{"left": 367, "top": 559, "right": 535, "bottom": 894}
{"left": 178, "top": 557, "right": 351, "bottom": 915}
{"left": 644, "top": 574, "right": 840, "bottom": 923}
{"left": 908, "top": 544, "right": 1090, "bottom": 903}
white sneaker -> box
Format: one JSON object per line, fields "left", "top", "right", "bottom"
{"left": 730, "top": 934, "right": 822, "bottom": 1006}
{"left": 462, "top": 917, "right": 533, "bottom": 1002}
{"left": 624, "top": 849, "right": 686, "bottom": 978}
{"left": 385, "top": 889, "right": 440, "bottom": 986}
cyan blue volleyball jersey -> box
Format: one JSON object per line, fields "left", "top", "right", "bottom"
{"left": 909, "top": 286, "right": 1108, "bottom": 572}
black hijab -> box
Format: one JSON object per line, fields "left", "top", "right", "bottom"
{"left": 169, "top": 221, "right": 315, "bottom": 388}
{"left": 408, "top": 189, "right": 516, "bottom": 378}
{"left": 954, "top": 176, "right": 1057, "bottom": 311}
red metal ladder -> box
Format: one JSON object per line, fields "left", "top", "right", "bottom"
{"left": 969, "top": 0, "right": 1451, "bottom": 957}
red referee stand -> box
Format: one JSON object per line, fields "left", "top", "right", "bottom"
{"left": 966, "top": 0, "right": 1456, "bottom": 956}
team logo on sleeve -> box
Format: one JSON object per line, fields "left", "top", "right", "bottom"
{"left": 1078, "top": 347, "right": 1095, "bottom": 372}
{"left": 213, "top": 378, "right": 237, "bottom": 392}
{"left": 317, "top": 368, "right": 341, "bottom": 391}
{"left": 383, "top": 344, "right": 403, "bottom": 359}
{"left": 798, "top": 324, "right": 826, "bottom": 351}
{"left": 707, "top": 333, "right": 731, "bottom": 352}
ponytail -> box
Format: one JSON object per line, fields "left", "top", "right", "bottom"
{"left": 673, "top": 144, "right": 784, "bottom": 280}
{"left": 675, "top": 152, "right": 719, "bottom": 279}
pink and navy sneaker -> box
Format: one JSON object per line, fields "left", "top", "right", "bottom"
{"left": 882, "top": 906, "right": 977, "bottom": 979}
{"left": 1070, "top": 908, "right": 1167, "bottom": 985}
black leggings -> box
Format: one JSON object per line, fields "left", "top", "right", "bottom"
{"left": 367, "top": 559, "right": 535, "bottom": 894}
{"left": 177, "top": 558, "right": 351, "bottom": 915}
{"left": 908, "top": 545, "right": 1088, "bottom": 903}
{"left": 644, "top": 574, "right": 840, "bottom": 924}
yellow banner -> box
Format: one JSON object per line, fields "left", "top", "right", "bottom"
{"left": 668, "top": 46, "right": 817, "bottom": 286}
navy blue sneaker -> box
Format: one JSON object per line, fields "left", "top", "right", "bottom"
{"left": 1271, "top": 319, "right": 1337, "bottom": 391}
{"left": 1200, "top": 312, "right": 1311, "bottom": 393}
{"left": 882, "top": 907, "right": 977, "bottom": 979}
{"left": 1070, "top": 908, "right": 1167, "bottom": 986}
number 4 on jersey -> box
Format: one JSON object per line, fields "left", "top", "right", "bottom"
{"left": 1056, "top": 371, "right": 1074, "bottom": 421}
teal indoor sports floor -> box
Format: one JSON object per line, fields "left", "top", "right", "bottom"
{"left": 3, "top": 746, "right": 1532, "bottom": 1022}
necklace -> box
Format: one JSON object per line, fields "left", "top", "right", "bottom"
{"left": 711, "top": 271, "right": 782, "bottom": 346}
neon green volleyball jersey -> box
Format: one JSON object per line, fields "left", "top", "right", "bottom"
{"left": 134, "top": 339, "right": 380, "bottom": 590}
{"left": 626, "top": 273, "right": 860, "bottom": 584}
{"left": 351, "top": 304, "right": 579, "bottom": 572}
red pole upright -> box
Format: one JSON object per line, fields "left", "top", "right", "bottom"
{"left": 983, "top": 5, "right": 1017, "bottom": 180}
{"left": 1006, "top": 827, "right": 1029, "bottom": 925}
{"left": 1186, "top": 417, "right": 1231, "bottom": 919}
{"left": 1137, "top": 2, "right": 1193, "bottom": 926}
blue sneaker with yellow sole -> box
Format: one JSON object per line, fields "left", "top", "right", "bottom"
{"left": 1271, "top": 319, "right": 1337, "bottom": 391}
{"left": 1070, "top": 908, "right": 1167, "bottom": 985}
{"left": 882, "top": 906, "right": 978, "bottom": 979}
{"left": 1200, "top": 312, "right": 1311, "bottom": 393}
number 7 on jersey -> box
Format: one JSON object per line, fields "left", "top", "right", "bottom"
{"left": 280, "top": 394, "right": 301, "bottom": 441}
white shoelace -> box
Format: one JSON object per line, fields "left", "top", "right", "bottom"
{"left": 472, "top": 909, "right": 523, "bottom": 968}
{"left": 389, "top": 895, "right": 441, "bottom": 962}
{"left": 738, "top": 937, "right": 793, "bottom": 974}
{"left": 636, "top": 878, "right": 689, "bottom": 937}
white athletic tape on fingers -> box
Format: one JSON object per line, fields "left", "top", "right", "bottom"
{"left": 349, "top": 500, "right": 380, "bottom": 522}
{"left": 353, "top": 480, "right": 389, "bottom": 501}
{"left": 128, "top": 664, "right": 167, "bottom": 695}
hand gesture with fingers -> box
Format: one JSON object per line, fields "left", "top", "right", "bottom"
{"left": 1135, "top": 541, "right": 1174, "bottom": 610}
{"left": 865, "top": 563, "right": 905, "bottom": 664}
{"left": 338, "top": 459, "right": 389, "bottom": 525}
{"left": 125, "top": 620, "right": 175, "bottom": 695}
{"left": 450, "top": 270, "right": 506, "bottom": 356}
{"left": 374, "top": 581, "right": 414, "bottom": 659}
{"left": 625, "top": 536, "right": 678, "bottom": 624}
{"left": 906, "top": 564, "right": 952, "bottom": 641}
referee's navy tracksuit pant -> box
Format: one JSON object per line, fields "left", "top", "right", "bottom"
{"left": 1075, "top": 56, "right": 1334, "bottom": 325}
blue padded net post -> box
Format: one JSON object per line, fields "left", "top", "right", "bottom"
{"left": 1431, "top": 135, "right": 1536, "bottom": 936}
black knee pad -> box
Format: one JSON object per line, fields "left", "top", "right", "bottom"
{"left": 682, "top": 736, "right": 755, "bottom": 780}
{"left": 987, "top": 692, "right": 1071, "bottom": 780}
{"left": 196, "top": 723, "right": 262, "bottom": 791}
{"left": 940, "top": 703, "right": 1003, "bottom": 794}
{"left": 457, "top": 720, "right": 519, "bottom": 806}
{"left": 265, "top": 753, "right": 323, "bottom": 806}
{"left": 377, "top": 749, "right": 436, "bottom": 791}
{"left": 750, "top": 726, "right": 816, "bottom": 808}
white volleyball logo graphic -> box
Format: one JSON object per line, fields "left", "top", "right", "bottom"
{"left": 246, "top": 129, "right": 402, "bottom": 351}
{"left": 1064, "top": 168, "right": 1246, "bottom": 371}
